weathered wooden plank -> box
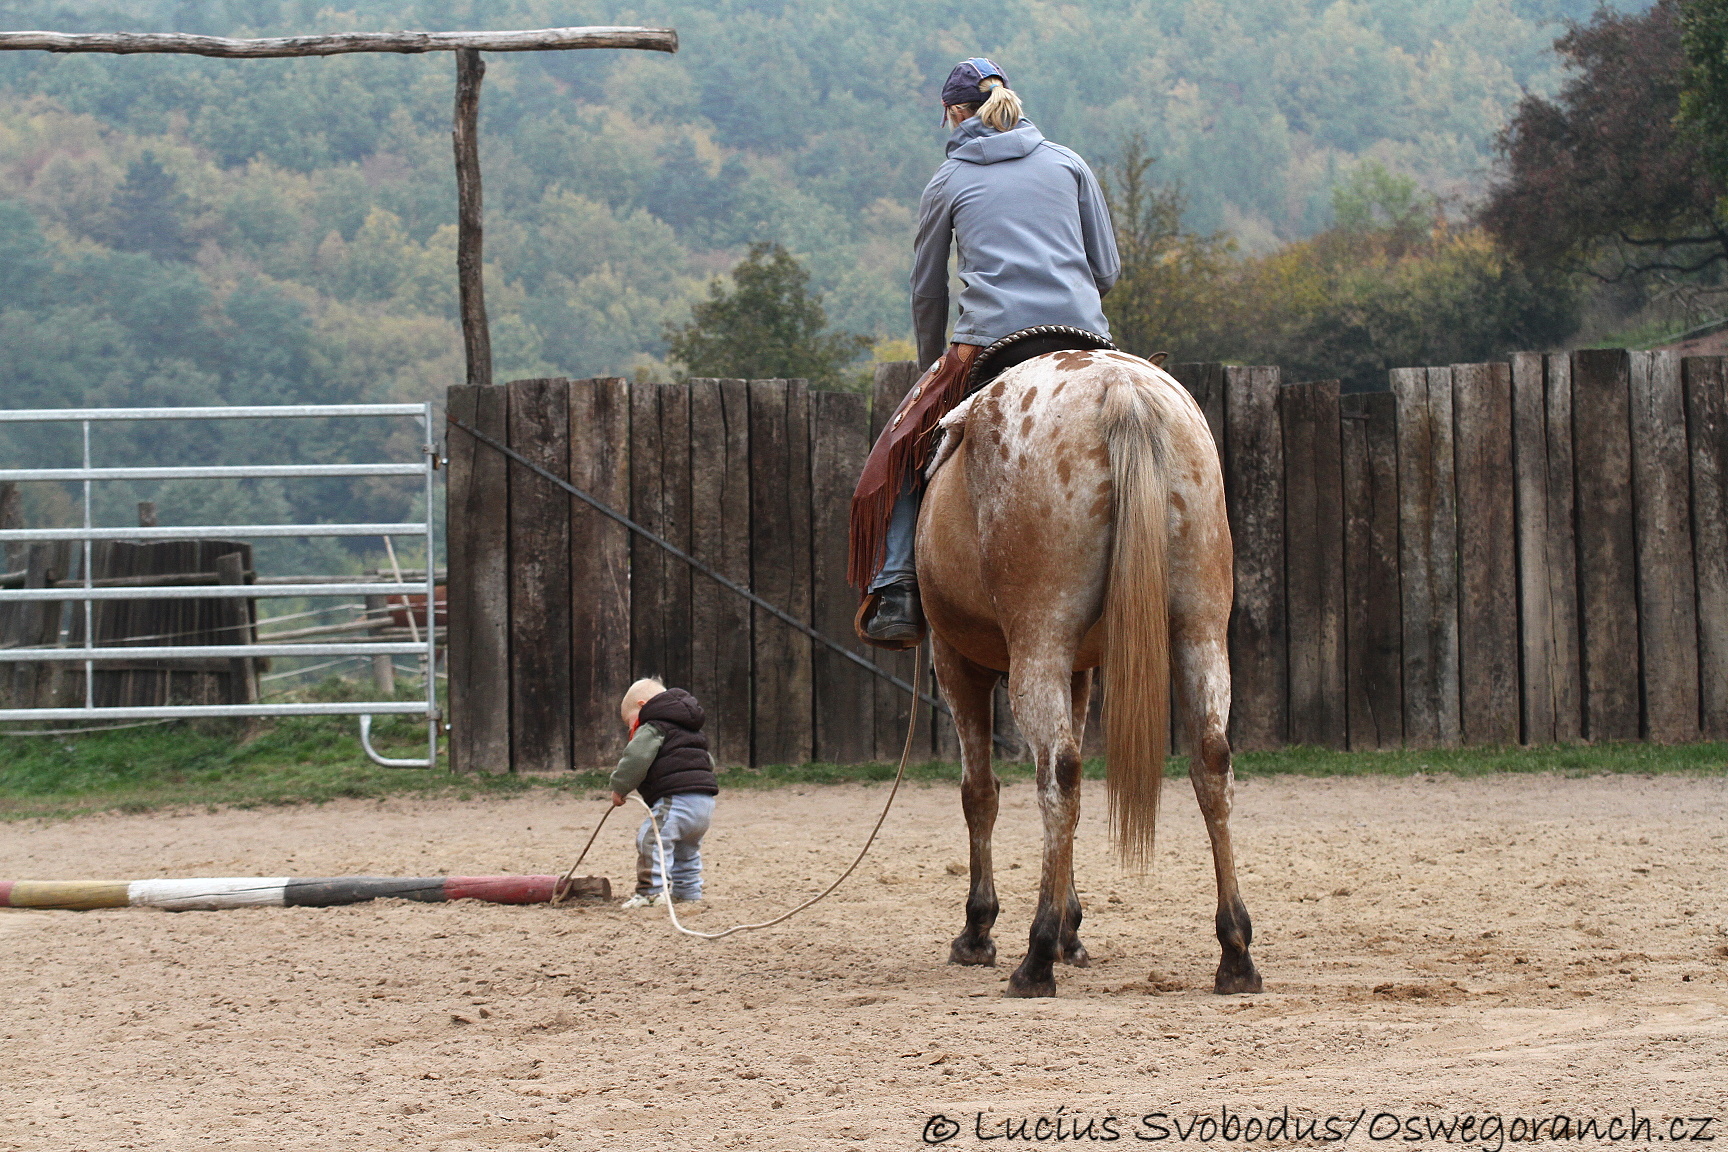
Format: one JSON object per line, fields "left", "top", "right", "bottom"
{"left": 0, "top": 27, "right": 680, "bottom": 57}
{"left": 1170, "top": 362, "right": 1227, "bottom": 464}
{"left": 445, "top": 383, "right": 512, "bottom": 773}
{"left": 1511, "top": 353, "right": 1554, "bottom": 744}
{"left": 658, "top": 385, "right": 694, "bottom": 693}
{"left": 1280, "top": 380, "right": 1346, "bottom": 748}
{"left": 1543, "top": 354, "right": 1585, "bottom": 742}
{"left": 1630, "top": 351, "right": 1699, "bottom": 743}
{"left": 505, "top": 378, "right": 573, "bottom": 773}
{"left": 809, "top": 389, "right": 875, "bottom": 764}
{"left": 1452, "top": 362, "right": 1520, "bottom": 746}
{"left": 1393, "top": 366, "right": 1461, "bottom": 746}
{"left": 749, "top": 379, "right": 815, "bottom": 767}
{"left": 871, "top": 362, "right": 922, "bottom": 760}
{"left": 568, "top": 377, "right": 633, "bottom": 771}
{"left": 688, "top": 380, "right": 753, "bottom": 767}
{"left": 1684, "top": 356, "right": 1728, "bottom": 738}
{"left": 1570, "top": 349, "right": 1641, "bottom": 741}
{"left": 629, "top": 383, "right": 668, "bottom": 685}
{"left": 214, "top": 550, "right": 258, "bottom": 707}
{"left": 1341, "top": 391, "right": 1402, "bottom": 749}
{"left": 1223, "top": 364, "right": 1286, "bottom": 750}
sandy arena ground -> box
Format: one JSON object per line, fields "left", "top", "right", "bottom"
{"left": 2, "top": 773, "right": 1726, "bottom": 1150}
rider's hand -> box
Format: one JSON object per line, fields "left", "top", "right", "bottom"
{"left": 611, "top": 791, "right": 627, "bottom": 807}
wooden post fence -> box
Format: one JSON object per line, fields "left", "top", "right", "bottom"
{"left": 445, "top": 349, "right": 1728, "bottom": 771}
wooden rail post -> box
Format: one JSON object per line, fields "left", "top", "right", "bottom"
{"left": 446, "top": 383, "right": 512, "bottom": 773}
{"left": 506, "top": 378, "right": 573, "bottom": 772}
{"left": 810, "top": 389, "right": 875, "bottom": 764}
{"left": 1393, "top": 366, "right": 1461, "bottom": 747}
{"left": 1281, "top": 379, "right": 1345, "bottom": 748}
{"left": 569, "top": 378, "right": 632, "bottom": 771}
{"left": 749, "top": 379, "right": 815, "bottom": 767}
{"left": 1223, "top": 365, "right": 1287, "bottom": 751}
{"left": 1685, "top": 356, "right": 1728, "bottom": 738}
{"left": 1629, "top": 351, "right": 1699, "bottom": 743}
{"left": 1453, "top": 362, "right": 1519, "bottom": 746}
{"left": 215, "top": 551, "right": 259, "bottom": 707}
{"left": 1341, "top": 391, "right": 1402, "bottom": 749}
{"left": 1571, "top": 349, "right": 1641, "bottom": 741}
{"left": 688, "top": 379, "right": 753, "bottom": 767}
{"left": 453, "top": 48, "right": 491, "bottom": 389}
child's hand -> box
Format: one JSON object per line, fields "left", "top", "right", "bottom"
{"left": 611, "top": 791, "right": 627, "bottom": 807}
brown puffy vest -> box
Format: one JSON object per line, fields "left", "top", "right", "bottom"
{"left": 637, "top": 689, "right": 718, "bottom": 806}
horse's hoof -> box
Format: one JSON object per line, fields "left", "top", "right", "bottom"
{"left": 1213, "top": 958, "right": 1263, "bottom": 995}
{"left": 949, "top": 937, "right": 997, "bottom": 966}
{"left": 1060, "top": 942, "right": 1091, "bottom": 968}
{"left": 1004, "top": 968, "right": 1057, "bottom": 998}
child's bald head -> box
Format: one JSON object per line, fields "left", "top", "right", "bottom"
{"left": 620, "top": 677, "right": 666, "bottom": 727}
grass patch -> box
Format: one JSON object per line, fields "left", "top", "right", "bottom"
{"left": 4, "top": 692, "right": 1725, "bottom": 821}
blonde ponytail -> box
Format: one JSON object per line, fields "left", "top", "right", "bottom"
{"left": 976, "top": 78, "right": 1023, "bottom": 131}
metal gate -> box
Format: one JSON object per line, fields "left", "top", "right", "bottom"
{"left": 0, "top": 403, "right": 441, "bottom": 767}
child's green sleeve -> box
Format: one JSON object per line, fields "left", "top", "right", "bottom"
{"left": 609, "top": 725, "right": 666, "bottom": 795}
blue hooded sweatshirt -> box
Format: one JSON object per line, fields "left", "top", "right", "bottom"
{"left": 911, "top": 116, "right": 1120, "bottom": 369}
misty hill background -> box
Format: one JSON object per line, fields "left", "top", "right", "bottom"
{"left": 0, "top": 0, "right": 1626, "bottom": 555}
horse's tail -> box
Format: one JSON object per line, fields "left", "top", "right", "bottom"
{"left": 1100, "top": 369, "right": 1170, "bottom": 870}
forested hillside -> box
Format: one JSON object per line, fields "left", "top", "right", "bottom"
{"left": 0, "top": 0, "right": 1623, "bottom": 544}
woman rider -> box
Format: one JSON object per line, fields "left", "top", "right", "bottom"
{"left": 851, "top": 58, "right": 1120, "bottom": 644}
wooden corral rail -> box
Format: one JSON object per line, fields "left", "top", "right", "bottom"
{"left": 444, "top": 349, "right": 1728, "bottom": 771}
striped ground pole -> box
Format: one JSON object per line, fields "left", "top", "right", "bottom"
{"left": 0, "top": 875, "right": 609, "bottom": 911}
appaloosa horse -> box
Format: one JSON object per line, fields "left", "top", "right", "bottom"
{"left": 917, "top": 348, "right": 1262, "bottom": 997}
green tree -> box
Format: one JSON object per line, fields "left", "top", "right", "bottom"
{"left": 105, "top": 152, "right": 196, "bottom": 263}
{"left": 1098, "top": 138, "right": 1236, "bottom": 361}
{"left": 664, "top": 242, "right": 870, "bottom": 386}
{"left": 1331, "top": 162, "right": 1430, "bottom": 252}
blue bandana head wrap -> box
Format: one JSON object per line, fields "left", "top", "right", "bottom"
{"left": 940, "top": 57, "right": 1009, "bottom": 120}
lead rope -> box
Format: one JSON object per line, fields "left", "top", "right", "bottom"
{"left": 638, "top": 645, "right": 924, "bottom": 940}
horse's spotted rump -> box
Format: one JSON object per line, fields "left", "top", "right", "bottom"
{"left": 1057, "top": 457, "right": 1072, "bottom": 486}
{"left": 1020, "top": 415, "right": 1034, "bottom": 438}
{"left": 1051, "top": 349, "right": 1095, "bottom": 370}
{"left": 1019, "top": 387, "right": 1039, "bottom": 411}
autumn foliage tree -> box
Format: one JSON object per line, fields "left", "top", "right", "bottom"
{"left": 1482, "top": 0, "right": 1724, "bottom": 282}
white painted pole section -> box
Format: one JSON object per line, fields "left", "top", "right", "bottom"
{"left": 128, "top": 878, "right": 291, "bottom": 910}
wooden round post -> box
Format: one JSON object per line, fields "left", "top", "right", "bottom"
{"left": 453, "top": 48, "right": 491, "bottom": 388}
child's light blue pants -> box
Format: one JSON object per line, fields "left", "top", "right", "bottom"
{"left": 635, "top": 792, "right": 715, "bottom": 900}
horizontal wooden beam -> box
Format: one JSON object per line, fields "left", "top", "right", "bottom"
{"left": 0, "top": 26, "right": 677, "bottom": 57}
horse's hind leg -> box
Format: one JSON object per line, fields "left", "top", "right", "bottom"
{"left": 1059, "top": 669, "right": 1093, "bottom": 968}
{"left": 934, "top": 636, "right": 1001, "bottom": 967}
{"left": 1174, "top": 630, "right": 1263, "bottom": 994}
{"left": 1005, "top": 654, "right": 1084, "bottom": 998}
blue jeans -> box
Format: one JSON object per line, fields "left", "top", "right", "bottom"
{"left": 868, "top": 482, "right": 922, "bottom": 592}
{"left": 634, "top": 792, "right": 715, "bottom": 900}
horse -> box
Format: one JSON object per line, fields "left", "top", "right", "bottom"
{"left": 916, "top": 347, "right": 1262, "bottom": 997}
